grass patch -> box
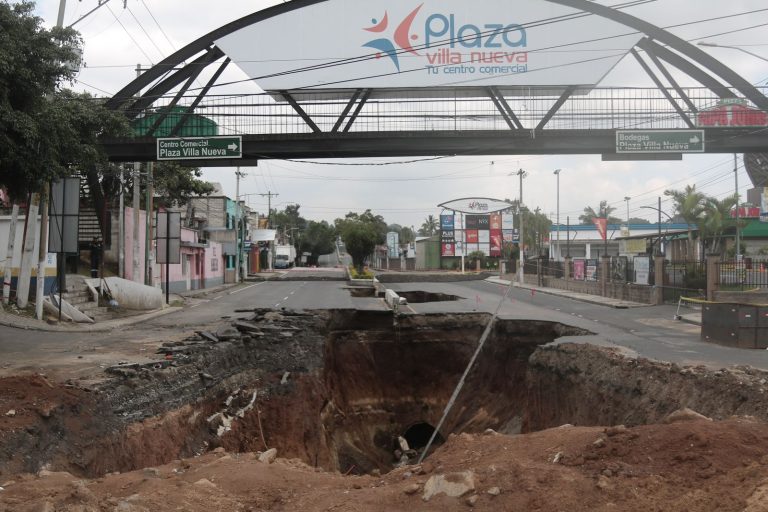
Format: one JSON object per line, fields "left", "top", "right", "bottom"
{"left": 349, "top": 266, "right": 374, "bottom": 280}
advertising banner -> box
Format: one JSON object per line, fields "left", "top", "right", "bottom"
{"left": 490, "top": 214, "right": 502, "bottom": 230}
{"left": 502, "top": 214, "right": 515, "bottom": 230}
{"left": 441, "top": 230, "right": 455, "bottom": 241}
{"left": 592, "top": 218, "right": 607, "bottom": 240}
{"left": 490, "top": 232, "right": 502, "bottom": 256}
{"left": 478, "top": 230, "right": 490, "bottom": 244}
{"left": 477, "top": 216, "right": 490, "bottom": 229}
{"left": 465, "top": 215, "right": 479, "bottom": 229}
{"left": 586, "top": 259, "right": 598, "bottom": 281}
{"left": 387, "top": 231, "right": 400, "bottom": 258}
{"left": 502, "top": 229, "right": 516, "bottom": 242}
{"left": 573, "top": 259, "right": 585, "bottom": 280}
{"left": 634, "top": 256, "right": 650, "bottom": 285}
{"left": 216, "top": 0, "right": 642, "bottom": 92}
{"left": 440, "top": 213, "right": 455, "bottom": 231}
{"left": 466, "top": 230, "right": 479, "bottom": 243}
{"left": 441, "top": 242, "right": 455, "bottom": 256}
{"left": 455, "top": 240, "right": 465, "bottom": 257}
{"left": 453, "top": 213, "right": 464, "bottom": 230}
{"left": 479, "top": 244, "right": 491, "bottom": 256}
{"left": 466, "top": 243, "right": 479, "bottom": 254}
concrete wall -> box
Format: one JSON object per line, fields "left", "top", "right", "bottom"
{"left": 525, "top": 274, "right": 653, "bottom": 304}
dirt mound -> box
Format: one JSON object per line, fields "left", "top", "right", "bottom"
{"left": 3, "top": 418, "right": 768, "bottom": 511}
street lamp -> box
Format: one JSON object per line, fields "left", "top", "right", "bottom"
{"left": 624, "top": 196, "right": 631, "bottom": 224}
{"left": 641, "top": 201, "right": 674, "bottom": 256}
{"left": 554, "top": 169, "right": 561, "bottom": 261}
{"left": 697, "top": 41, "right": 768, "bottom": 64}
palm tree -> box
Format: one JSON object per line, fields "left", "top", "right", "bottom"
{"left": 699, "top": 195, "right": 738, "bottom": 255}
{"left": 664, "top": 185, "right": 705, "bottom": 259}
{"left": 579, "top": 200, "right": 620, "bottom": 225}
{"left": 419, "top": 214, "right": 439, "bottom": 236}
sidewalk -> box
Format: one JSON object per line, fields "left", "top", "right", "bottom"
{"left": 485, "top": 276, "right": 652, "bottom": 310}
{"left": 0, "top": 278, "right": 279, "bottom": 332}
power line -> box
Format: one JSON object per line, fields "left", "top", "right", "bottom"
{"left": 105, "top": 3, "right": 154, "bottom": 64}
{"left": 139, "top": 0, "right": 176, "bottom": 51}
{"left": 126, "top": 5, "right": 165, "bottom": 60}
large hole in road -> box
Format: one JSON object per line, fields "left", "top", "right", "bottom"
{"left": 8, "top": 309, "right": 768, "bottom": 479}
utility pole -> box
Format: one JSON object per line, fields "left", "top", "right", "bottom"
{"left": 554, "top": 169, "right": 561, "bottom": 261}
{"left": 144, "top": 161, "right": 153, "bottom": 286}
{"left": 235, "top": 167, "right": 246, "bottom": 282}
{"left": 132, "top": 163, "right": 141, "bottom": 282}
{"left": 118, "top": 164, "right": 124, "bottom": 277}
{"left": 515, "top": 169, "right": 527, "bottom": 285}
{"left": 259, "top": 191, "right": 278, "bottom": 271}
{"left": 34, "top": 0, "right": 69, "bottom": 318}
{"left": 735, "top": 153, "right": 741, "bottom": 261}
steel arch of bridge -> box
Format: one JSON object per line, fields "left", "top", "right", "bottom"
{"left": 103, "top": 0, "right": 768, "bottom": 165}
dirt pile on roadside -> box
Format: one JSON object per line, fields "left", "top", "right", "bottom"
{"left": 3, "top": 416, "right": 768, "bottom": 511}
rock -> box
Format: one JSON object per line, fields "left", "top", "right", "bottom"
{"left": 605, "top": 425, "right": 627, "bottom": 437}
{"left": 466, "top": 495, "right": 478, "bottom": 507}
{"left": 404, "top": 483, "right": 421, "bottom": 495}
{"left": 215, "top": 325, "right": 241, "bottom": 340}
{"left": 483, "top": 428, "right": 497, "bottom": 436}
{"left": 371, "top": 469, "right": 381, "bottom": 477}
{"left": 142, "top": 467, "right": 160, "bottom": 478}
{"left": 422, "top": 471, "right": 476, "bottom": 501}
{"left": 38, "top": 404, "right": 55, "bottom": 418}
{"left": 663, "top": 408, "right": 712, "bottom": 424}
{"left": 213, "top": 447, "right": 226, "bottom": 454}
{"left": 596, "top": 475, "right": 612, "bottom": 490}
{"left": 5, "top": 409, "right": 15, "bottom": 417}
{"left": 593, "top": 437, "right": 606, "bottom": 448}
{"left": 194, "top": 478, "right": 217, "bottom": 488}
{"left": 552, "top": 452, "right": 563, "bottom": 464}
{"left": 398, "top": 436, "right": 410, "bottom": 452}
{"left": 281, "top": 372, "right": 291, "bottom": 385}
{"left": 263, "top": 312, "right": 284, "bottom": 322}
{"left": 487, "top": 486, "right": 501, "bottom": 496}
{"left": 259, "top": 448, "right": 278, "bottom": 464}
{"left": 557, "top": 424, "right": 574, "bottom": 429}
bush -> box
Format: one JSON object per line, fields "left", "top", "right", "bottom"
{"left": 348, "top": 265, "right": 374, "bottom": 279}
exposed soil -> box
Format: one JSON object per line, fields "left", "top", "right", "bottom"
{"left": 3, "top": 309, "right": 768, "bottom": 511}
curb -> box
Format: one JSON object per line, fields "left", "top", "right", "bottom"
{"left": 0, "top": 306, "right": 182, "bottom": 333}
{"left": 484, "top": 277, "right": 648, "bottom": 309}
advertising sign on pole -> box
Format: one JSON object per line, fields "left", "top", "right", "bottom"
{"left": 156, "top": 211, "right": 181, "bottom": 305}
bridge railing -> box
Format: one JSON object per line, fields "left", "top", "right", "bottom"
{"left": 135, "top": 86, "right": 767, "bottom": 136}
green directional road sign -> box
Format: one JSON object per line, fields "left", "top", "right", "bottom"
{"left": 157, "top": 136, "right": 242, "bottom": 160}
{"left": 616, "top": 130, "right": 705, "bottom": 154}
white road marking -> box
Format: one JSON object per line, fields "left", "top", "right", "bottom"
{"left": 190, "top": 304, "right": 201, "bottom": 309}
{"left": 212, "top": 296, "right": 223, "bottom": 301}
{"left": 229, "top": 282, "right": 263, "bottom": 295}
{"left": 283, "top": 296, "right": 289, "bottom": 301}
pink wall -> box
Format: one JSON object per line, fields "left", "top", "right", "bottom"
{"left": 123, "top": 208, "right": 225, "bottom": 292}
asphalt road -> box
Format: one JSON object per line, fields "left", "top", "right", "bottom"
{"left": 3, "top": 277, "right": 768, "bottom": 378}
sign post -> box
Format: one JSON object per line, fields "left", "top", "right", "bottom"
{"left": 49, "top": 178, "right": 81, "bottom": 321}
{"left": 616, "top": 130, "right": 705, "bottom": 154}
{"left": 157, "top": 136, "right": 242, "bottom": 161}
{"left": 155, "top": 211, "right": 181, "bottom": 304}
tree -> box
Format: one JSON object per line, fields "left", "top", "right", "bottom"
{"left": 579, "top": 201, "right": 622, "bottom": 225}
{"left": 299, "top": 220, "right": 336, "bottom": 266}
{"left": 419, "top": 215, "right": 439, "bottom": 236}
{"left": 336, "top": 210, "right": 386, "bottom": 272}
{"left": 699, "top": 194, "right": 739, "bottom": 255}
{"left": 664, "top": 185, "right": 705, "bottom": 259}
{"left": 628, "top": 217, "right": 651, "bottom": 225}
{"left": 151, "top": 162, "right": 215, "bottom": 208}
{"left": 0, "top": 1, "right": 83, "bottom": 199}
{"left": 526, "top": 207, "right": 552, "bottom": 257}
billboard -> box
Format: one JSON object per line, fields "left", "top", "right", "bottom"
{"left": 216, "top": 0, "right": 641, "bottom": 93}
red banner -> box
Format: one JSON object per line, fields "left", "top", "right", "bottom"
{"left": 593, "top": 217, "right": 607, "bottom": 240}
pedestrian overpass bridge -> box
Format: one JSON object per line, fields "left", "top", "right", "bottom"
{"left": 101, "top": 0, "right": 768, "bottom": 170}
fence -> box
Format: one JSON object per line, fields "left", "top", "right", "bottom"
{"left": 662, "top": 260, "right": 707, "bottom": 303}
{"left": 715, "top": 258, "right": 768, "bottom": 291}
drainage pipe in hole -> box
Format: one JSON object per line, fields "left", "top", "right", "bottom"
{"left": 417, "top": 282, "right": 515, "bottom": 464}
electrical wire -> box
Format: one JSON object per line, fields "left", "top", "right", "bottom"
{"left": 105, "top": 3, "right": 155, "bottom": 65}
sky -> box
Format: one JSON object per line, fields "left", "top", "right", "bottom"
{"left": 27, "top": 0, "right": 768, "bottom": 230}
